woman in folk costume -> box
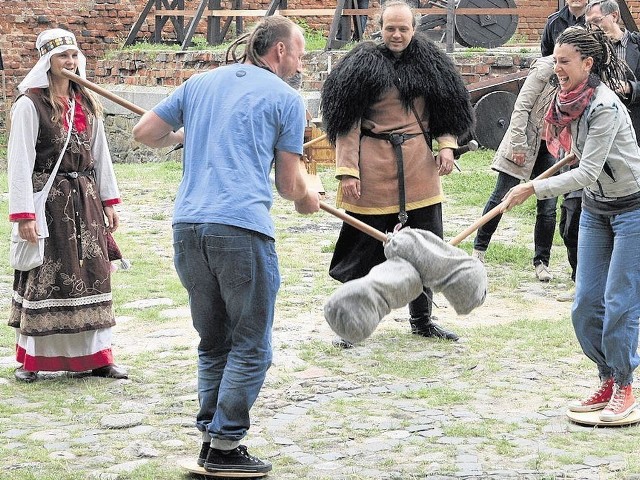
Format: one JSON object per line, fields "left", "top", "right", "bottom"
{"left": 503, "top": 27, "right": 640, "bottom": 421}
{"left": 7, "top": 28, "right": 127, "bottom": 382}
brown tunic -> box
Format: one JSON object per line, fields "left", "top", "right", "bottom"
{"left": 335, "top": 89, "right": 450, "bottom": 214}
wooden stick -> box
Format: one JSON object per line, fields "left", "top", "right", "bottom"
{"left": 61, "top": 69, "right": 147, "bottom": 116}
{"left": 303, "top": 133, "right": 327, "bottom": 148}
{"left": 62, "top": 68, "right": 326, "bottom": 150}
{"left": 320, "top": 202, "right": 389, "bottom": 243}
{"left": 448, "top": 153, "right": 576, "bottom": 246}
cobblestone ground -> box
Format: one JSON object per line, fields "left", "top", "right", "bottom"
{"left": 2, "top": 173, "right": 640, "bottom": 480}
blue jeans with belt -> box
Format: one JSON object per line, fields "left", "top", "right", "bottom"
{"left": 173, "top": 223, "right": 280, "bottom": 449}
{"left": 572, "top": 208, "right": 640, "bottom": 386}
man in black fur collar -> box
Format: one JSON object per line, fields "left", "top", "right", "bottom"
{"left": 320, "top": 0, "right": 474, "bottom": 347}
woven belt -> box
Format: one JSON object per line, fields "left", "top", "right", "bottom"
{"left": 361, "top": 130, "right": 419, "bottom": 225}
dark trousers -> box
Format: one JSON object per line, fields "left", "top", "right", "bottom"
{"left": 329, "top": 204, "right": 443, "bottom": 319}
{"left": 559, "top": 196, "right": 581, "bottom": 281}
{"left": 474, "top": 143, "right": 558, "bottom": 266}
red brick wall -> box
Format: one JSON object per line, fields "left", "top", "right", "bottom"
{"left": 2, "top": 0, "right": 640, "bottom": 101}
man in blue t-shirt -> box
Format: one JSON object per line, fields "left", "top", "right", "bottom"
{"left": 133, "top": 16, "right": 319, "bottom": 475}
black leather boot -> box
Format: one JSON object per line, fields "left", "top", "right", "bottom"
{"left": 331, "top": 337, "right": 354, "bottom": 349}
{"left": 409, "top": 315, "right": 459, "bottom": 341}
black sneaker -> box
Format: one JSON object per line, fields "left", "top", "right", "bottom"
{"left": 197, "top": 442, "right": 210, "bottom": 467}
{"left": 204, "top": 445, "right": 272, "bottom": 474}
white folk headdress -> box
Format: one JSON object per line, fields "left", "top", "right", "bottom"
{"left": 18, "top": 28, "right": 87, "bottom": 93}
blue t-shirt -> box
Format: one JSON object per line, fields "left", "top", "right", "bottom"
{"left": 153, "top": 63, "right": 306, "bottom": 239}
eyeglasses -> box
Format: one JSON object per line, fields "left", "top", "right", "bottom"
{"left": 587, "top": 12, "right": 612, "bottom": 27}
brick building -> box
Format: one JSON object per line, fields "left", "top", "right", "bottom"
{"left": 0, "top": 1, "right": 597, "bottom": 91}
{"left": 1, "top": 0, "right": 639, "bottom": 106}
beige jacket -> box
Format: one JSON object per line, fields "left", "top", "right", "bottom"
{"left": 492, "top": 56, "right": 557, "bottom": 180}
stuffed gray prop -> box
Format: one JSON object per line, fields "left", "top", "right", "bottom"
{"left": 324, "top": 228, "right": 487, "bottom": 344}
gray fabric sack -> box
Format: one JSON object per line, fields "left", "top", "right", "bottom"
{"left": 324, "top": 256, "right": 423, "bottom": 343}
{"left": 384, "top": 228, "right": 487, "bottom": 315}
{"left": 324, "top": 227, "right": 487, "bottom": 344}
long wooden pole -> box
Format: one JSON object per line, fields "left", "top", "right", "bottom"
{"left": 303, "top": 133, "right": 328, "bottom": 148}
{"left": 319, "top": 202, "right": 388, "bottom": 243}
{"left": 61, "top": 69, "right": 146, "bottom": 115}
{"left": 61, "top": 68, "right": 327, "bottom": 148}
{"left": 448, "top": 153, "right": 576, "bottom": 246}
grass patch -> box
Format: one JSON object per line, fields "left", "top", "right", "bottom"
{"left": 0, "top": 132, "right": 6, "bottom": 160}
{"left": 108, "top": 22, "right": 331, "bottom": 56}
{"left": 399, "top": 385, "right": 473, "bottom": 405}
{"left": 0, "top": 152, "right": 636, "bottom": 478}
{"left": 466, "top": 317, "right": 580, "bottom": 364}
{"left": 442, "top": 418, "right": 505, "bottom": 438}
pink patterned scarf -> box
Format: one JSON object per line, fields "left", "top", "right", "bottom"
{"left": 544, "top": 78, "right": 595, "bottom": 158}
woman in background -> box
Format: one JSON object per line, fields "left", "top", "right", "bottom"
{"left": 471, "top": 55, "right": 559, "bottom": 283}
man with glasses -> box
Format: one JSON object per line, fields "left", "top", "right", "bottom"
{"left": 586, "top": 0, "right": 640, "bottom": 136}
{"left": 541, "top": 0, "right": 588, "bottom": 56}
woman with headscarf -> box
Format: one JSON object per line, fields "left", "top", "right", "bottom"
{"left": 503, "top": 26, "right": 640, "bottom": 422}
{"left": 7, "top": 28, "right": 127, "bottom": 382}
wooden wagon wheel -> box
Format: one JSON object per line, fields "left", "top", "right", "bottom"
{"left": 472, "top": 90, "right": 517, "bottom": 150}
{"left": 454, "top": 0, "right": 519, "bottom": 48}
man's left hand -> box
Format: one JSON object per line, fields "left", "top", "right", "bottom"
{"left": 436, "top": 148, "right": 455, "bottom": 176}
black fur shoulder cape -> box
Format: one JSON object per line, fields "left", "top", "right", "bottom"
{"left": 320, "top": 33, "right": 475, "bottom": 144}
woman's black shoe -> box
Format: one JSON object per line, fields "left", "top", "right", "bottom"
{"left": 14, "top": 367, "right": 38, "bottom": 383}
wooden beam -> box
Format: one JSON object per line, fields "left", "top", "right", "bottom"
{"left": 154, "top": 7, "right": 551, "bottom": 16}
{"left": 124, "top": 0, "right": 157, "bottom": 46}
{"left": 180, "top": 0, "right": 209, "bottom": 50}
{"left": 618, "top": 0, "right": 638, "bottom": 32}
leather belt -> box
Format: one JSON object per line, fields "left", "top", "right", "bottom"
{"left": 361, "top": 130, "right": 419, "bottom": 225}
{"left": 58, "top": 169, "right": 96, "bottom": 180}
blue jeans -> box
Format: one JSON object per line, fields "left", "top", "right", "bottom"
{"left": 572, "top": 208, "right": 640, "bottom": 386}
{"left": 173, "top": 223, "right": 280, "bottom": 449}
{"left": 474, "top": 148, "right": 558, "bottom": 266}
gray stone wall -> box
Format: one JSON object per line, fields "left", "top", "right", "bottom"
{"left": 100, "top": 85, "right": 182, "bottom": 163}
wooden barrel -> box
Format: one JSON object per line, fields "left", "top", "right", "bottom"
{"left": 304, "top": 126, "right": 335, "bottom": 165}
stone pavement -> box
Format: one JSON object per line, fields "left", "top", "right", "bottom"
{"left": 2, "top": 180, "right": 640, "bottom": 479}
{"left": 3, "top": 290, "right": 638, "bottom": 479}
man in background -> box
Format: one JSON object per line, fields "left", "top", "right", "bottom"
{"left": 541, "top": 0, "right": 587, "bottom": 56}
